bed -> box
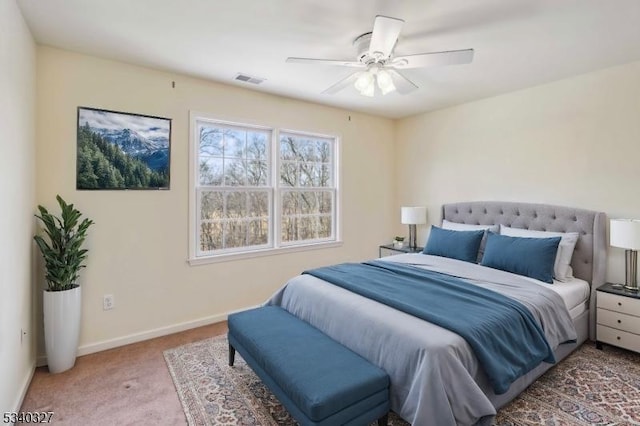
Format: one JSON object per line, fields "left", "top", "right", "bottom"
{"left": 266, "top": 201, "right": 607, "bottom": 425}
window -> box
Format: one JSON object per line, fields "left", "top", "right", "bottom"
{"left": 190, "top": 114, "right": 339, "bottom": 262}
{"left": 279, "top": 132, "right": 335, "bottom": 245}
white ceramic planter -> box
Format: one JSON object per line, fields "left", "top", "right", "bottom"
{"left": 43, "top": 285, "right": 81, "bottom": 373}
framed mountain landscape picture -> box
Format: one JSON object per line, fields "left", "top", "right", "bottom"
{"left": 76, "top": 107, "right": 171, "bottom": 190}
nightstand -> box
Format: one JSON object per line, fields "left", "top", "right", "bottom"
{"left": 378, "top": 243, "right": 423, "bottom": 258}
{"left": 596, "top": 283, "right": 640, "bottom": 353}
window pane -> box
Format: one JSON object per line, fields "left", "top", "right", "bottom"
{"left": 247, "top": 132, "right": 268, "bottom": 160}
{"left": 281, "top": 215, "right": 330, "bottom": 242}
{"left": 281, "top": 216, "right": 297, "bottom": 243}
{"left": 280, "top": 161, "right": 298, "bottom": 186}
{"left": 248, "top": 191, "right": 269, "bottom": 217}
{"left": 279, "top": 134, "right": 333, "bottom": 189}
{"left": 281, "top": 190, "right": 332, "bottom": 215}
{"left": 248, "top": 219, "right": 268, "bottom": 246}
{"left": 298, "top": 216, "right": 315, "bottom": 240}
{"left": 225, "top": 192, "right": 247, "bottom": 218}
{"left": 299, "top": 163, "right": 317, "bottom": 187}
{"left": 247, "top": 161, "right": 268, "bottom": 186}
{"left": 225, "top": 129, "right": 245, "bottom": 158}
{"left": 224, "top": 220, "right": 247, "bottom": 248}
{"left": 317, "top": 140, "right": 331, "bottom": 161}
{"left": 304, "top": 140, "right": 316, "bottom": 161}
{"left": 224, "top": 158, "right": 247, "bottom": 186}
{"left": 280, "top": 134, "right": 306, "bottom": 161}
{"left": 200, "top": 126, "right": 223, "bottom": 156}
{"left": 199, "top": 191, "right": 271, "bottom": 252}
{"left": 201, "top": 191, "right": 223, "bottom": 219}
{"left": 299, "top": 191, "right": 318, "bottom": 213}
{"left": 319, "top": 163, "right": 332, "bottom": 187}
{"left": 280, "top": 136, "right": 296, "bottom": 161}
{"left": 281, "top": 191, "right": 297, "bottom": 216}
{"left": 199, "top": 157, "right": 223, "bottom": 185}
{"left": 282, "top": 135, "right": 315, "bottom": 162}
{"left": 319, "top": 216, "right": 332, "bottom": 238}
{"left": 319, "top": 191, "right": 332, "bottom": 214}
{"left": 280, "top": 190, "right": 333, "bottom": 243}
{"left": 200, "top": 222, "right": 222, "bottom": 251}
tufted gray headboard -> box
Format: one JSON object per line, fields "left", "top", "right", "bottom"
{"left": 442, "top": 201, "right": 607, "bottom": 339}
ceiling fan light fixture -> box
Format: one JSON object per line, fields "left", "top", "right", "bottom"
{"left": 287, "top": 15, "right": 473, "bottom": 97}
{"left": 358, "top": 79, "right": 375, "bottom": 97}
{"left": 376, "top": 69, "right": 396, "bottom": 95}
{"left": 354, "top": 71, "right": 374, "bottom": 93}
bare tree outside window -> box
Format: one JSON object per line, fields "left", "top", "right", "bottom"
{"left": 279, "top": 133, "right": 334, "bottom": 243}
{"left": 193, "top": 118, "right": 337, "bottom": 258}
{"left": 198, "top": 124, "right": 270, "bottom": 252}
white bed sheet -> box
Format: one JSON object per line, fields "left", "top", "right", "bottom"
{"left": 522, "top": 276, "right": 590, "bottom": 319}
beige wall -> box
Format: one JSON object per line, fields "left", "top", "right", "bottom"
{"left": 0, "top": 0, "right": 37, "bottom": 413}
{"left": 36, "top": 46, "right": 396, "bottom": 355}
{"left": 396, "top": 60, "right": 640, "bottom": 283}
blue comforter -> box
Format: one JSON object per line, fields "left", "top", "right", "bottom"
{"left": 303, "top": 260, "right": 555, "bottom": 394}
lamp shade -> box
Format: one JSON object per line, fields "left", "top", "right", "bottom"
{"left": 401, "top": 206, "right": 427, "bottom": 225}
{"left": 610, "top": 219, "right": 640, "bottom": 250}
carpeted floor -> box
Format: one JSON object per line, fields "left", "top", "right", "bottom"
{"left": 19, "top": 322, "right": 228, "bottom": 425}
{"left": 164, "top": 336, "right": 640, "bottom": 426}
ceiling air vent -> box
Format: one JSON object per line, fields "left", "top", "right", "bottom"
{"left": 234, "top": 73, "right": 265, "bottom": 85}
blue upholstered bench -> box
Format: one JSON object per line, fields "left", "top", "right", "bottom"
{"left": 228, "top": 306, "right": 390, "bottom": 426}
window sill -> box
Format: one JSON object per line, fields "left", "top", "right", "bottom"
{"left": 188, "top": 240, "right": 344, "bottom": 266}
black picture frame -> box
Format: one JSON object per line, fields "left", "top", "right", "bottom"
{"left": 76, "top": 107, "right": 172, "bottom": 190}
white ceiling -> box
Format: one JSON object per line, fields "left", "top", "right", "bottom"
{"left": 17, "top": 0, "right": 640, "bottom": 119}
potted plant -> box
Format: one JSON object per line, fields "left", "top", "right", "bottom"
{"left": 393, "top": 236, "right": 405, "bottom": 248}
{"left": 34, "top": 195, "right": 94, "bottom": 373}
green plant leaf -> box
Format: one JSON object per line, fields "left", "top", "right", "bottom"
{"left": 34, "top": 195, "right": 94, "bottom": 291}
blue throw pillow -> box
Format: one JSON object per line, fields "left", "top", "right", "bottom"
{"left": 423, "top": 226, "right": 485, "bottom": 263}
{"left": 480, "top": 232, "right": 561, "bottom": 283}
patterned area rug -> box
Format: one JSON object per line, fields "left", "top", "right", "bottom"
{"left": 164, "top": 336, "right": 640, "bottom": 425}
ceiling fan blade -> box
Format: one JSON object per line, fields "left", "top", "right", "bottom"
{"left": 391, "top": 49, "right": 474, "bottom": 69}
{"left": 387, "top": 69, "right": 418, "bottom": 94}
{"left": 286, "top": 57, "right": 365, "bottom": 68}
{"left": 369, "top": 15, "right": 405, "bottom": 59}
{"left": 321, "top": 72, "right": 360, "bottom": 95}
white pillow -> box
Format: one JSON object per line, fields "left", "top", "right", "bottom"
{"left": 442, "top": 220, "right": 499, "bottom": 262}
{"left": 499, "top": 225, "right": 579, "bottom": 282}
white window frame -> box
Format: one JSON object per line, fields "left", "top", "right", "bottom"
{"left": 188, "top": 112, "right": 341, "bottom": 265}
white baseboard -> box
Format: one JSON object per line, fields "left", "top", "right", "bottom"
{"left": 36, "top": 305, "right": 258, "bottom": 367}
{"left": 13, "top": 361, "right": 36, "bottom": 414}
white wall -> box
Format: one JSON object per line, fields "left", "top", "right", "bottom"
{"left": 0, "top": 0, "right": 37, "bottom": 414}
{"left": 396, "top": 60, "right": 640, "bottom": 283}
{"left": 35, "top": 46, "right": 396, "bottom": 356}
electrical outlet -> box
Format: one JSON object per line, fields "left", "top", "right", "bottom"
{"left": 103, "top": 294, "right": 115, "bottom": 310}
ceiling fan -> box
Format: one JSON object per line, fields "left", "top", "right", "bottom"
{"left": 286, "top": 15, "right": 474, "bottom": 97}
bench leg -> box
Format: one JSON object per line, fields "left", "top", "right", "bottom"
{"left": 229, "top": 343, "right": 236, "bottom": 366}
{"left": 378, "top": 413, "right": 389, "bottom": 426}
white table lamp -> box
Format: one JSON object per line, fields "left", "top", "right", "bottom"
{"left": 610, "top": 218, "right": 640, "bottom": 292}
{"left": 401, "top": 206, "right": 427, "bottom": 250}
